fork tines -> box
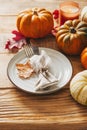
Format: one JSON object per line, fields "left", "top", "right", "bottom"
{"left": 24, "top": 44, "right": 34, "bottom": 58}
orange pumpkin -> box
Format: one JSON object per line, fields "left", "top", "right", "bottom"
{"left": 81, "top": 47, "right": 87, "bottom": 69}
{"left": 16, "top": 8, "right": 54, "bottom": 38}
{"left": 56, "top": 19, "right": 87, "bottom": 55}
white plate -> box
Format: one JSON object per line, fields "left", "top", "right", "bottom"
{"left": 7, "top": 48, "right": 72, "bottom": 94}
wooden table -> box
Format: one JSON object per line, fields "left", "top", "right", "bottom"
{"left": 0, "top": 0, "right": 87, "bottom": 130}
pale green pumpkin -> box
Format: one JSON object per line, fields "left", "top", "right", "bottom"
{"left": 81, "top": 6, "right": 87, "bottom": 23}
{"left": 70, "top": 70, "right": 87, "bottom": 105}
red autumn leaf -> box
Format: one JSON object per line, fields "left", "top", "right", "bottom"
{"left": 53, "top": 9, "right": 59, "bottom": 19}
{"left": 12, "top": 30, "right": 25, "bottom": 41}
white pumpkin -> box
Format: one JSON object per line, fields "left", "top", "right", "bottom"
{"left": 70, "top": 70, "right": 87, "bottom": 105}
{"left": 81, "top": 6, "right": 87, "bottom": 23}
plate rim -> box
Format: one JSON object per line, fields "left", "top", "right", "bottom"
{"left": 7, "top": 47, "right": 73, "bottom": 95}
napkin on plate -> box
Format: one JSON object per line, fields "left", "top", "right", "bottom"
{"left": 30, "top": 50, "right": 58, "bottom": 91}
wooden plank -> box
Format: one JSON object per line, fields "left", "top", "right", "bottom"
{"left": 0, "top": 54, "right": 15, "bottom": 88}
{"left": 0, "top": 88, "right": 87, "bottom": 130}
{"left": 0, "top": 88, "right": 87, "bottom": 122}
{"left": 0, "top": 0, "right": 86, "bottom": 15}
{"left": 0, "top": 0, "right": 59, "bottom": 15}
{"left": 0, "top": 16, "right": 16, "bottom": 33}
{"left": 0, "top": 122, "right": 87, "bottom": 130}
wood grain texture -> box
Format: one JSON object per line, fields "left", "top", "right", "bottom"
{"left": 0, "top": 0, "right": 86, "bottom": 15}
{"left": 0, "top": 0, "right": 87, "bottom": 129}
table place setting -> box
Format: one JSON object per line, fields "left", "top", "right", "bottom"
{"left": 7, "top": 46, "right": 72, "bottom": 94}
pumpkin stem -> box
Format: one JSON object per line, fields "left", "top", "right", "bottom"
{"left": 70, "top": 27, "right": 76, "bottom": 33}
{"left": 33, "top": 10, "right": 38, "bottom": 16}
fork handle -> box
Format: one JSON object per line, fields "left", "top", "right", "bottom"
{"left": 30, "top": 39, "right": 40, "bottom": 55}
{"left": 26, "top": 38, "right": 30, "bottom": 44}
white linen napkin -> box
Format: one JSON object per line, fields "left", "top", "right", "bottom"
{"left": 30, "top": 50, "right": 58, "bottom": 91}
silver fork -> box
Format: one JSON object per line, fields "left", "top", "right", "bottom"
{"left": 24, "top": 43, "right": 34, "bottom": 59}
{"left": 24, "top": 39, "right": 40, "bottom": 58}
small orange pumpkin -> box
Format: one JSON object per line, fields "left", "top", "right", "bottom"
{"left": 56, "top": 19, "right": 87, "bottom": 55}
{"left": 81, "top": 47, "right": 87, "bottom": 69}
{"left": 16, "top": 8, "right": 54, "bottom": 38}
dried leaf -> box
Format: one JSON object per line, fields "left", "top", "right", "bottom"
{"left": 16, "top": 61, "right": 34, "bottom": 79}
